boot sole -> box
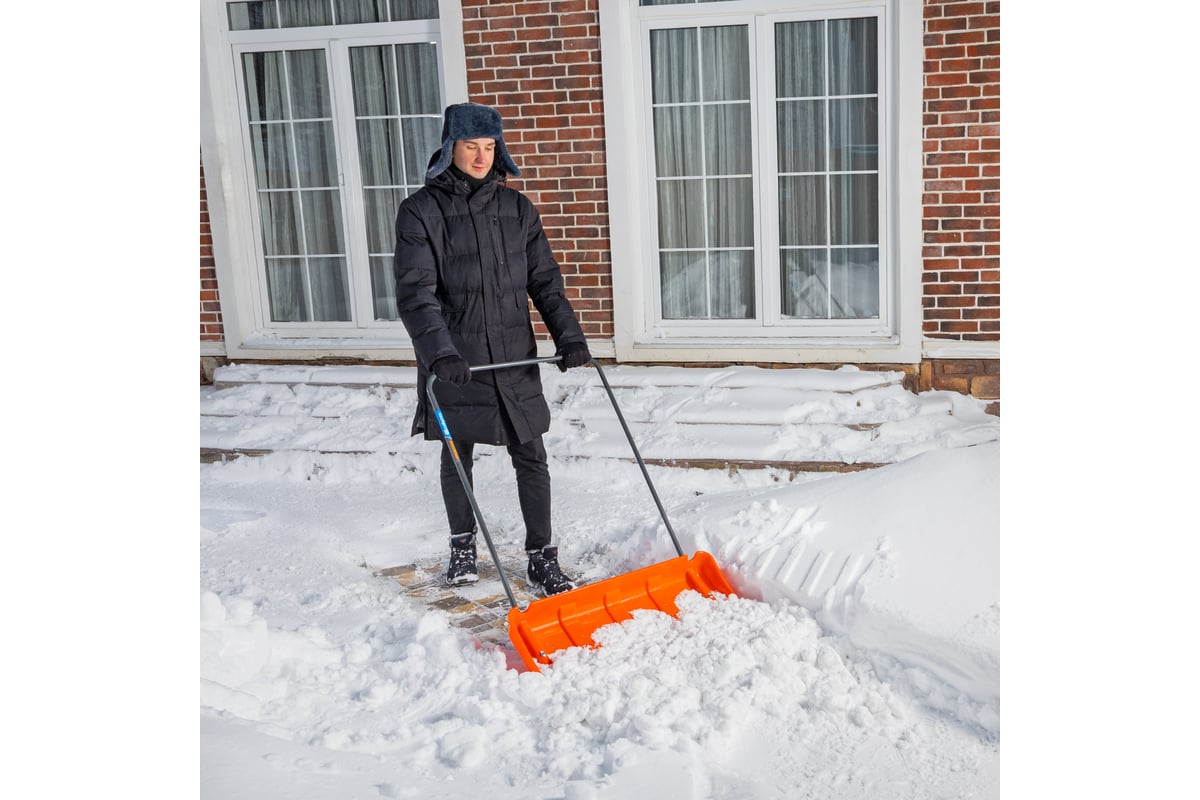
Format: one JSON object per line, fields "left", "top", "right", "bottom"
{"left": 528, "top": 579, "right": 575, "bottom": 597}
{"left": 447, "top": 573, "right": 479, "bottom": 586}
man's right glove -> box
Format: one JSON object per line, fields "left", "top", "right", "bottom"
{"left": 431, "top": 355, "right": 471, "bottom": 386}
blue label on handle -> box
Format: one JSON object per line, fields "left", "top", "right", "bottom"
{"left": 434, "top": 408, "right": 452, "bottom": 440}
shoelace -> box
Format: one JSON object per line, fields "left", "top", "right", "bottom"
{"left": 449, "top": 542, "right": 475, "bottom": 573}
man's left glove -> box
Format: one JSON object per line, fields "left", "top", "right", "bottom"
{"left": 431, "top": 354, "right": 472, "bottom": 386}
{"left": 556, "top": 342, "right": 592, "bottom": 372}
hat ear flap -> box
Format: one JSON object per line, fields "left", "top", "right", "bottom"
{"left": 425, "top": 145, "right": 453, "bottom": 180}
{"left": 494, "top": 142, "right": 521, "bottom": 177}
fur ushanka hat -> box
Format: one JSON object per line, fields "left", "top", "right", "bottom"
{"left": 425, "top": 102, "right": 521, "bottom": 180}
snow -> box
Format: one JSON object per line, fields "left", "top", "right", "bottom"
{"left": 197, "top": 363, "right": 1001, "bottom": 798}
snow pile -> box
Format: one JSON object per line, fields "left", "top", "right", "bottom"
{"left": 677, "top": 443, "right": 1000, "bottom": 733}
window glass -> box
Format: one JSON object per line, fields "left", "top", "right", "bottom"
{"left": 232, "top": 0, "right": 445, "bottom": 329}
{"left": 278, "top": 0, "right": 333, "bottom": 28}
{"left": 775, "top": 16, "right": 880, "bottom": 321}
{"left": 228, "top": 0, "right": 439, "bottom": 31}
{"left": 651, "top": 23, "right": 754, "bottom": 320}
{"left": 829, "top": 17, "right": 878, "bottom": 95}
{"left": 242, "top": 48, "right": 350, "bottom": 322}
{"left": 349, "top": 42, "right": 443, "bottom": 319}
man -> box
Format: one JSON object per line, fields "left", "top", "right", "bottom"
{"left": 393, "top": 102, "right": 592, "bottom": 596}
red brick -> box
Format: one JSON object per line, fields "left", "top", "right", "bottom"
{"left": 944, "top": 2, "right": 988, "bottom": 16}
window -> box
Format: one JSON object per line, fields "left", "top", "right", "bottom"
{"left": 602, "top": 0, "right": 920, "bottom": 358}
{"left": 651, "top": 24, "right": 757, "bottom": 321}
{"left": 775, "top": 17, "right": 881, "bottom": 321}
{"left": 648, "top": 10, "right": 882, "bottom": 331}
{"left": 225, "top": 1, "right": 448, "bottom": 333}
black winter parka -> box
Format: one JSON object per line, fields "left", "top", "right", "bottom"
{"left": 393, "top": 165, "right": 586, "bottom": 446}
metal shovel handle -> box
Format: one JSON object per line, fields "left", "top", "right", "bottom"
{"left": 425, "top": 355, "right": 684, "bottom": 611}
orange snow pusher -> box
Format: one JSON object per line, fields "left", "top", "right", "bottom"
{"left": 427, "top": 357, "right": 737, "bottom": 672}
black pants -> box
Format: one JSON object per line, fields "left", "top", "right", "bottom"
{"left": 439, "top": 436, "right": 552, "bottom": 551}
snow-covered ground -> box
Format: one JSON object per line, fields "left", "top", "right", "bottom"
{"left": 198, "top": 363, "right": 1000, "bottom": 798}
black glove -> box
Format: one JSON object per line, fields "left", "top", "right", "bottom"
{"left": 556, "top": 342, "right": 592, "bottom": 372}
{"left": 431, "top": 355, "right": 471, "bottom": 386}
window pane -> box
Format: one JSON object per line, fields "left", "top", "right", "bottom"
{"left": 392, "top": 0, "right": 439, "bottom": 21}
{"left": 402, "top": 116, "right": 442, "bottom": 182}
{"left": 780, "top": 249, "right": 828, "bottom": 318}
{"left": 657, "top": 179, "right": 705, "bottom": 249}
{"left": 700, "top": 26, "right": 749, "bottom": 102}
{"left": 710, "top": 251, "right": 755, "bottom": 318}
{"left": 829, "top": 97, "right": 877, "bottom": 172}
{"left": 707, "top": 177, "right": 752, "bottom": 248}
{"left": 778, "top": 175, "right": 826, "bottom": 247}
{"left": 370, "top": 255, "right": 398, "bottom": 320}
{"left": 229, "top": 1, "right": 278, "bottom": 31}
{"left": 248, "top": 123, "right": 294, "bottom": 189}
{"left": 830, "top": 173, "right": 877, "bottom": 245}
{"left": 660, "top": 252, "right": 753, "bottom": 320}
{"left": 350, "top": 46, "right": 397, "bottom": 117}
{"left": 654, "top": 106, "right": 701, "bottom": 178}
{"left": 357, "top": 118, "right": 399, "bottom": 186}
{"left": 259, "top": 192, "right": 302, "bottom": 256}
{"left": 650, "top": 28, "right": 698, "bottom": 104}
{"left": 660, "top": 253, "right": 708, "bottom": 319}
{"left": 309, "top": 257, "right": 352, "bottom": 320}
{"left": 363, "top": 188, "right": 401, "bottom": 253}
{"left": 396, "top": 43, "right": 441, "bottom": 114}
{"left": 301, "top": 190, "right": 345, "bottom": 255}
{"left": 704, "top": 103, "right": 750, "bottom": 175}
{"left": 293, "top": 121, "right": 338, "bottom": 187}
{"left": 266, "top": 259, "right": 308, "bottom": 321}
{"left": 829, "top": 17, "right": 877, "bottom": 96}
{"left": 288, "top": 50, "right": 331, "bottom": 119}
{"left": 829, "top": 248, "right": 879, "bottom": 318}
{"left": 278, "top": 0, "right": 333, "bottom": 28}
{"left": 335, "top": 0, "right": 387, "bottom": 24}
{"left": 242, "top": 52, "right": 287, "bottom": 121}
{"left": 775, "top": 21, "right": 823, "bottom": 98}
{"left": 776, "top": 98, "right": 824, "bottom": 173}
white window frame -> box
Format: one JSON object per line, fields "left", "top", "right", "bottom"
{"left": 599, "top": 0, "right": 923, "bottom": 363}
{"left": 200, "top": 0, "right": 467, "bottom": 359}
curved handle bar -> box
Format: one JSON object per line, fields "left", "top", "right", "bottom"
{"left": 425, "top": 355, "right": 684, "bottom": 610}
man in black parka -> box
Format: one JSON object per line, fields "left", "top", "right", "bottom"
{"left": 393, "top": 102, "right": 591, "bottom": 595}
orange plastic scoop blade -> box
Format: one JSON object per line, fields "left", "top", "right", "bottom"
{"left": 506, "top": 551, "right": 736, "bottom": 672}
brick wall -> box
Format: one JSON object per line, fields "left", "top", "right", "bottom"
{"left": 460, "top": 0, "right": 613, "bottom": 342}
{"left": 200, "top": 160, "right": 224, "bottom": 343}
{"left": 921, "top": 0, "right": 1000, "bottom": 341}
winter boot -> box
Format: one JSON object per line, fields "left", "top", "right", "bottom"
{"left": 446, "top": 532, "right": 479, "bottom": 586}
{"left": 526, "top": 545, "right": 575, "bottom": 596}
